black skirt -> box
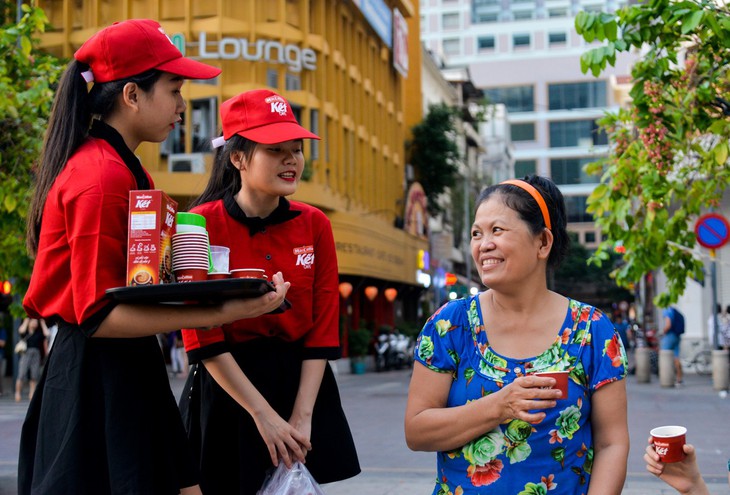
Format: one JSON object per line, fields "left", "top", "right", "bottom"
{"left": 18, "top": 323, "right": 198, "bottom": 495}
{"left": 179, "top": 338, "right": 361, "bottom": 495}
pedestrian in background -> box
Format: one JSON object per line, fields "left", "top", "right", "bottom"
{"left": 405, "top": 175, "right": 629, "bottom": 494}
{"left": 0, "top": 324, "right": 6, "bottom": 396}
{"left": 14, "top": 317, "right": 49, "bottom": 402}
{"left": 20, "top": 19, "right": 288, "bottom": 495}
{"left": 661, "top": 306, "right": 685, "bottom": 387}
{"left": 180, "top": 89, "right": 360, "bottom": 494}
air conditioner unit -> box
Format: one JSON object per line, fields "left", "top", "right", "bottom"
{"left": 168, "top": 153, "right": 205, "bottom": 174}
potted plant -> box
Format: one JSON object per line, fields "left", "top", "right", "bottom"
{"left": 348, "top": 322, "right": 372, "bottom": 375}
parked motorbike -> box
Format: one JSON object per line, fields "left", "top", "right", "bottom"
{"left": 374, "top": 329, "right": 413, "bottom": 371}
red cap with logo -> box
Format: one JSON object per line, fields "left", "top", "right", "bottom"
{"left": 219, "top": 89, "right": 320, "bottom": 145}
{"left": 74, "top": 19, "right": 221, "bottom": 83}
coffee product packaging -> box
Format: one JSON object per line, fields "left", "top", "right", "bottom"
{"left": 127, "top": 190, "right": 177, "bottom": 286}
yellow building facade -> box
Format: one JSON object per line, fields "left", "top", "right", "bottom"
{"left": 37, "top": 0, "right": 428, "bottom": 314}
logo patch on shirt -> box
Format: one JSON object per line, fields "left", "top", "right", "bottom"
{"left": 293, "top": 245, "right": 314, "bottom": 269}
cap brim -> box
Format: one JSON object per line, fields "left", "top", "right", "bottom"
{"left": 238, "top": 122, "right": 321, "bottom": 144}
{"left": 156, "top": 57, "right": 221, "bottom": 80}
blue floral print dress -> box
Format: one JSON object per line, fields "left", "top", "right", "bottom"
{"left": 414, "top": 295, "right": 627, "bottom": 495}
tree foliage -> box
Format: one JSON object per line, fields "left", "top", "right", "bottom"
{"left": 575, "top": 0, "right": 730, "bottom": 307}
{"left": 0, "top": 5, "right": 63, "bottom": 315}
{"left": 407, "top": 103, "right": 461, "bottom": 216}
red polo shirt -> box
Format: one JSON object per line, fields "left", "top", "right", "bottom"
{"left": 182, "top": 197, "right": 341, "bottom": 362}
{"left": 24, "top": 126, "right": 151, "bottom": 333}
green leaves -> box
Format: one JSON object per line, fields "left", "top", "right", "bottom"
{"left": 0, "top": 6, "right": 63, "bottom": 315}
{"left": 575, "top": 0, "right": 730, "bottom": 305}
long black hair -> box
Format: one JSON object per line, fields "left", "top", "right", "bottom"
{"left": 475, "top": 174, "right": 570, "bottom": 268}
{"left": 26, "top": 61, "right": 161, "bottom": 255}
{"left": 187, "top": 134, "right": 256, "bottom": 209}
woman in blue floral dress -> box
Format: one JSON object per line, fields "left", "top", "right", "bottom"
{"left": 405, "top": 175, "right": 629, "bottom": 495}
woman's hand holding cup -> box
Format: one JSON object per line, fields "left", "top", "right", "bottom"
{"left": 494, "top": 375, "right": 561, "bottom": 425}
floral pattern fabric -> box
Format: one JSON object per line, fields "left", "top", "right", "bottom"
{"left": 415, "top": 296, "right": 627, "bottom": 495}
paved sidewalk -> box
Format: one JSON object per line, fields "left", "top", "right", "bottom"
{"left": 0, "top": 368, "right": 728, "bottom": 494}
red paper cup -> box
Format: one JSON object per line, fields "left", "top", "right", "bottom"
{"left": 651, "top": 426, "right": 687, "bottom": 463}
{"left": 230, "top": 269, "right": 267, "bottom": 279}
{"left": 207, "top": 272, "right": 231, "bottom": 280}
{"left": 535, "top": 371, "right": 569, "bottom": 399}
{"left": 174, "top": 268, "right": 208, "bottom": 283}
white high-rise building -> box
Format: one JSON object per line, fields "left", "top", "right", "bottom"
{"left": 420, "top": 0, "right": 639, "bottom": 246}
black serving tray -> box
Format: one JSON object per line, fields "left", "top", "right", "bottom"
{"left": 105, "top": 278, "right": 290, "bottom": 313}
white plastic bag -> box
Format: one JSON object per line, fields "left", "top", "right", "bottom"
{"left": 256, "top": 461, "right": 325, "bottom": 495}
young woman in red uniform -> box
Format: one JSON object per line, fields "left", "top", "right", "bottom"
{"left": 21, "top": 21, "right": 289, "bottom": 495}
{"left": 180, "top": 90, "right": 360, "bottom": 494}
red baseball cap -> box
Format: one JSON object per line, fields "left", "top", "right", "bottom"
{"left": 219, "top": 89, "right": 320, "bottom": 145}
{"left": 74, "top": 19, "right": 221, "bottom": 83}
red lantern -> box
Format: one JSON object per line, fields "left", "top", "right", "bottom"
{"left": 339, "top": 282, "right": 353, "bottom": 299}
{"left": 364, "top": 286, "right": 378, "bottom": 301}
{"left": 384, "top": 288, "right": 397, "bottom": 302}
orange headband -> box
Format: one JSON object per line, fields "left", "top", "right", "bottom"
{"left": 500, "top": 179, "right": 552, "bottom": 230}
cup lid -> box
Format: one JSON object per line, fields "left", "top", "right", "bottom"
{"left": 176, "top": 212, "right": 207, "bottom": 228}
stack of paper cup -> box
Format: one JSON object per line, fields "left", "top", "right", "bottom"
{"left": 172, "top": 231, "right": 210, "bottom": 282}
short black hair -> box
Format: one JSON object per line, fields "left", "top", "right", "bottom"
{"left": 475, "top": 174, "right": 570, "bottom": 268}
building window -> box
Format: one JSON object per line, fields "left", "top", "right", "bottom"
{"left": 475, "top": 13, "right": 499, "bottom": 22}
{"left": 478, "top": 36, "right": 495, "bottom": 50}
{"left": 548, "top": 8, "right": 568, "bottom": 17}
{"left": 310, "top": 109, "right": 319, "bottom": 160}
{"left": 443, "top": 38, "right": 460, "bottom": 55}
{"left": 511, "top": 122, "right": 536, "bottom": 141}
{"left": 564, "top": 195, "right": 593, "bottom": 223}
{"left": 585, "top": 231, "right": 596, "bottom": 243}
{"left": 442, "top": 12, "right": 460, "bottom": 29}
{"left": 267, "top": 69, "right": 279, "bottom": 89}
{"left": 549, "top": 120, "right": 608, "bottom": 147}
{"left": 161, "top": 97, "right": 217, "bottom": 156}
{"left": 548, "top": 81, "right": 607, "bottom": 110}
{"left": 513, "top": 10, "right": 533, "bottom": 20}
{"left": 484, "top": 85, "right": 535, "bottom": 112}
{"left": 549, "top": 32, "right": 567, "bottom": 45}
{"left": 549, "top": 157, "right": 602, "bottom": 184}
{"left": 514, "top": 159, "right": 537, "bottom": 177}
{"left": 285, "top": 72, "right": 301, "bottom": 91}
{"left": 513, "top": 34, "right": 531, "bottom": 47}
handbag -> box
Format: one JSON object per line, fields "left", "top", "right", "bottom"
{"left": 14, "top": 338, "right": 27, "bottom": 354}
{"left": 256, "top": 461, "right": 325, "bottom": 495}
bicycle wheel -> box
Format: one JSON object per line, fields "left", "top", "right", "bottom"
{"left": 693, "top": 350, "right": 712, "bottom": 376}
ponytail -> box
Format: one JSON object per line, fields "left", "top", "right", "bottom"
{"left": 26, "top": 63, "right": 162, "bottom": 256}
{"left": 188, "top": 135, "right": 254, "bottom": 210}
{"left": 26, "top": 61, "right": 90, "bottom": 256}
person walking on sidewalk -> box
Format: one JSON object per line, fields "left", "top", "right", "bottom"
{"left": 661, "top": 306, "right": 685, "bottom": 387}
{"left": 20, "top": 19, "right": 288, "bottom": 495}
{"left": 405, "top": 175, "right": 629, "bottom": 494}
{"left": 14, "top": 318, "right": 49, "bottom": 402}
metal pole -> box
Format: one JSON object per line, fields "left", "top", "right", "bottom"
{"left": 711, "top": 249, "right": 718, "bottom": 348}
{"left": 463, "top": 171, "right": 471, "bottom": 290}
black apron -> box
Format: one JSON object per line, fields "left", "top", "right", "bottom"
{"left": 18, "top": 323, "right": 198, "bottom": 494}
{"left": 179, "top": 338, "right": 361, "bottom": 495}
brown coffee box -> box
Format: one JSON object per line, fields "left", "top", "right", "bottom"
{"left": 127, "top": 190, "right": 178, "bottom": 286}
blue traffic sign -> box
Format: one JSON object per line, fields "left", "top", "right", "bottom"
{"left": 695, "top": 213, "right": 730, "bottom": 249}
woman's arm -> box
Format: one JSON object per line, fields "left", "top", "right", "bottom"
{"left": 288, "top": 359, "right": 326, "bottom": 446}
{"left": 586, "top": 379, "right": 629, "bottom": 495}
{"left": 18, "top": 318, "right": 30, "bottom": 336}
{"left": 95, "top": 273, "right": 289, "bottom": 338}
{"left": 405, "top": 362, "right": 560, "bottom": 452}
{"left": 202, "top": 352, "right": 311, "bottom": 469}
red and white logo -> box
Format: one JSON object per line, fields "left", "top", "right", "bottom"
{"left": 265, "top": 95, "right": 289, "bottom": 116}
{"left": 294, "top": 245, "right": 314, "bottom": 269}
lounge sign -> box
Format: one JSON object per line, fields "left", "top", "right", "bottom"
{"left": 193, "top": 32, "right": 317, "bottom": 72}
